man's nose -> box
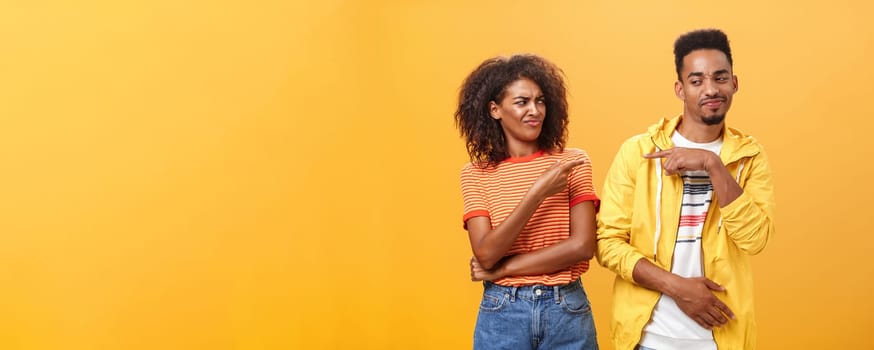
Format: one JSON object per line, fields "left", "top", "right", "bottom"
{"left": 703, "top": 79, "right": 719, "bottom": 96}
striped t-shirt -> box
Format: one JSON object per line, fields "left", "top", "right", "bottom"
{"left": 460, "top": 148, "right": 599, "bottom": 286}
{"left": 641, "top": 132, "right": 723, "bottom": 350}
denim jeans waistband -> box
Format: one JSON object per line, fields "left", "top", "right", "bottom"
{"left": 482, "top": 279, "right": 583, "bottom": 303}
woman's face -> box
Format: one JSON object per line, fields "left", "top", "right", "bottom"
{"left": 489, "top": 78, "right": 546, "bottom": 148}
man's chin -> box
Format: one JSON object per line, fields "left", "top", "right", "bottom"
{"left": 702, "top": 114, "right": 726, "bottom": 126}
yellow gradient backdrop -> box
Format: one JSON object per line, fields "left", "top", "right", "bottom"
{"left": 1, "top": 0, "right": 871, "bottom": 349}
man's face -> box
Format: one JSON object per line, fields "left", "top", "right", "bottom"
{"left": 675, "top": 49, "right": 738, "bottom": 126}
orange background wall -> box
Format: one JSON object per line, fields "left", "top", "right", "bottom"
{"left": 1, "top": 0, "right": 872, "bottom": 349}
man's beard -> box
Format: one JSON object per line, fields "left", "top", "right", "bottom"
{"left": 702, "top": 114, "right": 726, "bottom": 126}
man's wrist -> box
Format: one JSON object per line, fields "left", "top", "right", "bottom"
{"left": 704, "top": 153, "right": 722, "bottom": 173}
{"left": 662, "top": 274, "right": 684, "bottom": 298}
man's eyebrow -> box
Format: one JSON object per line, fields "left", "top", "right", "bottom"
{"left": 687, "top": 69, "right": 730, "bottom": 78}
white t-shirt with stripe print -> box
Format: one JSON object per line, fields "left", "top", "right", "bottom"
{"left": 640, "top": 131, "right": 723, "bottom": 350}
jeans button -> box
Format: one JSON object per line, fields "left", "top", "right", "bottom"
{"left": 534, "top": 289, "right": 542, "bottom": 296}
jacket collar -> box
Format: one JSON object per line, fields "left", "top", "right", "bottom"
{"left": 647, "top": 115, "right": 761, "bottom": 165}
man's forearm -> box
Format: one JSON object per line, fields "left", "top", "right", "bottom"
{"left": 707, "top": 157, "right": 743, "bottom": 207}
{"left": 631, "top": 257, "right": 681, "bottom": 296}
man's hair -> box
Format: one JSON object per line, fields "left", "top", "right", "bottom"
{"left": 674, "top": 29, "right": 733, "bottom": 80}
{"left": 454, "top": 54, "right": 568, "bottom": 169}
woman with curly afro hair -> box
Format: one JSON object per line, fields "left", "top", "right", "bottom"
{"left": 456, "top": 54, "right": 600, "bottom": 349}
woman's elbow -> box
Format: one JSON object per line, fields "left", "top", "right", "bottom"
{"left": 473, "top": 250, "right": 501, "bottom": 270}
{"left": 574, "top": 240, "right": 596, "bottom": 262}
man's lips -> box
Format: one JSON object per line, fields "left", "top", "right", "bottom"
{"left": 701, "top": 98, "right": 725, "bottom": 108}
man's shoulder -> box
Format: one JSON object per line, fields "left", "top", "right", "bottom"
{"left": 616, "top": 133, "right": 653, "bottom": 154}
{"left": 725, "top": 124, "right": 754, "bottom": 139}
{"left": 724, "top": 124, "right": 768, "bottom": 155}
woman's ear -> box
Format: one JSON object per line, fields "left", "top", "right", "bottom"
{"left": 489, "top": 101, "right": 501, "bottom": 120}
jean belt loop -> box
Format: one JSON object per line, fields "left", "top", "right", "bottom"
{"left": 554, "top": 285, "right": 561, "bottom": 304}
{"left": 509, "top": 286, "right": 518, "bottom": 302}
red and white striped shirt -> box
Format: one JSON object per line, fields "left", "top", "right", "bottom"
{"left": 460, "top": 148, "right": 599, "bottom": 286}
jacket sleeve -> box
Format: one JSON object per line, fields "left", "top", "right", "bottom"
{"left": 719, "top": 147, "right": 776, "bottom": 255}
{"left": 597, "top": 138, "right": 649, "bottom": 282}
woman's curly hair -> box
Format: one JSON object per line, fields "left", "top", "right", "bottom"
{"left": 454, "top": 54, "right": 569, "bottom": 169}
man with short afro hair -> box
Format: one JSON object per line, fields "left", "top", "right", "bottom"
{"left": 597, "top": 29, "right": 776, "bottom": 350}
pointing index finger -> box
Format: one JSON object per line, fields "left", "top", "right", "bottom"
{"left": 643, "top": 150, "right": 672, "bottom": 159}
{"left": 561, "top": 159, "right": 587, "bottom": 171}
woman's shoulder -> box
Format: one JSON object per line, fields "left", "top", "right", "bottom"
{"left": 460, "top": 161, "right": 494, "bottom": 177}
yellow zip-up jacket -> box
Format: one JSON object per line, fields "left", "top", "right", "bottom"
{"left": 597, "top": 115, "right": 776, "bottom": 350}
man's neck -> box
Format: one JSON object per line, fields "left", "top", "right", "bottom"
{"left": 676, "top": 116, "right": 723, "bottom": 143}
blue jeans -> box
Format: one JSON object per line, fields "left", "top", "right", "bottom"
{"left": 473, "top": 279, "right": 598, "bottom": 350}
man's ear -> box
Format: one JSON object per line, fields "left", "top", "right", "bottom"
{"left": 674, "top": 80, "right": 684, "bottom": 101}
